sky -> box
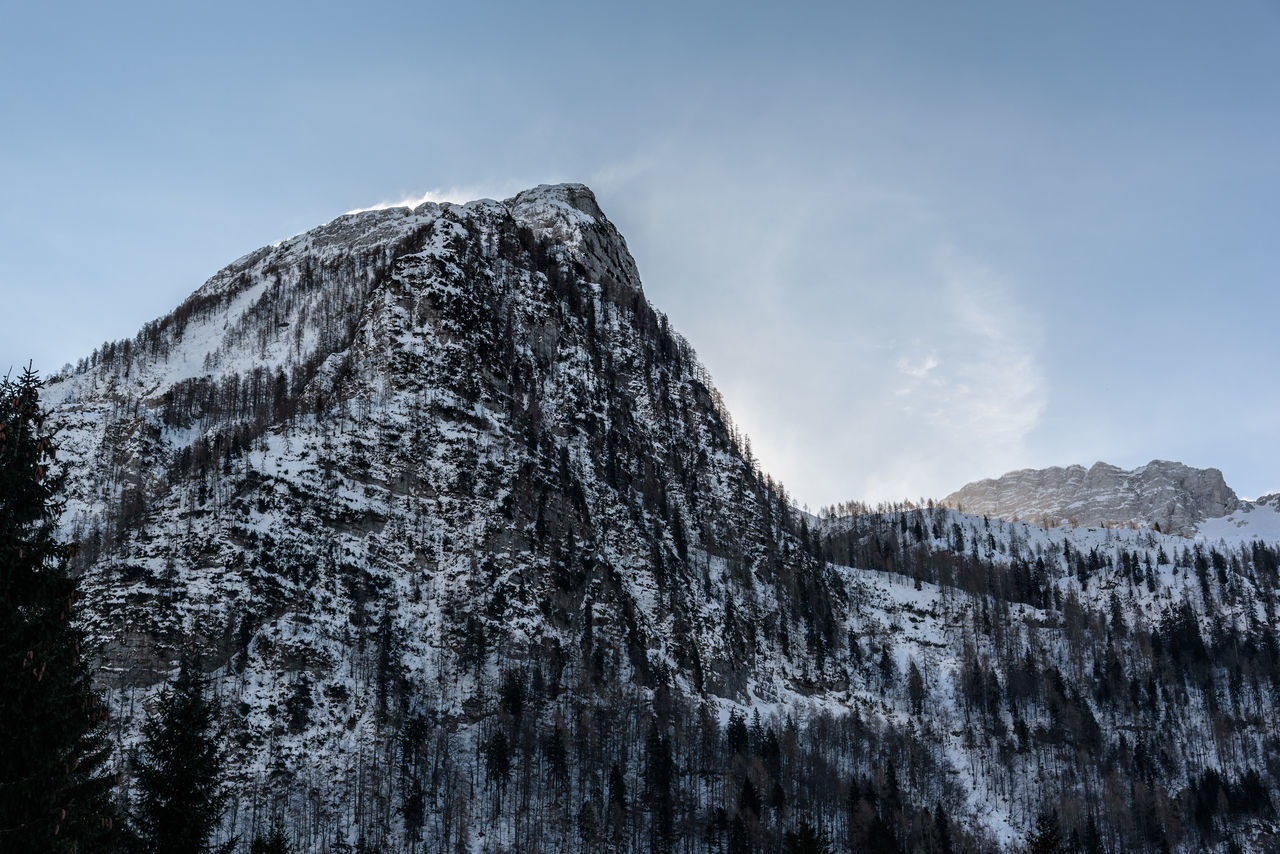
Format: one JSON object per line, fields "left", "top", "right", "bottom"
{"left": 2, "top": 0, "right": 1277, "bottom": 506}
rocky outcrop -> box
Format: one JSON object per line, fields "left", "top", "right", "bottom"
{"left": 43, "top": 180, "right": 837, "bottom": 773}
{"left": 943, "top": 460, "right": 1240, "bottom": 534}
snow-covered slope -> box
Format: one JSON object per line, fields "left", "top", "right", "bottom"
{"left": 817, "top": 504, "right": 1280, "bottom": 849}
{"left": 1197, "top": 493, "right": 1280, "bottom": 543}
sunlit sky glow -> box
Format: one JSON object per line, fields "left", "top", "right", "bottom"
{"left": 2, "top": 1, "right": 1277, "bottom": 506}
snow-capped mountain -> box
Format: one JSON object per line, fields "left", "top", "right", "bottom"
{"left": 943, "top": 460, "right": 1243, "bottom": 534}
{"left": 42, "top": 186, "right": 1280, "bottom": 853}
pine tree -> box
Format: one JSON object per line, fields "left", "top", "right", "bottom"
{"left": 878, "top": 647, "right": 896, "bottom": 688}
{"left": 483, "top": 730, "right": 512, "bottom": 794}
{"left": 933, "top": 802, "right": 953, "bottom": 854}
{"left": 249, "top": 821, "right": 290, "bottom": 854}
{"left": 644, "top": 721, "right": 675, "bottom": 853}
{"left": 0, "top": 367, "right": 119, "bottom": 852}
{"left": 907, "top": 660, "right": 926, "bottom": 716}
{"left": 607, "top": 763, "right": 627, "bottom": 847}
{"left": 783, "top": 818, "right": 832, "bottom": 853}
{"left": 1027, "top": 810, "right": 1063, "bottom": 854}
{"left": 134, "top": 653, "right": 227, "bottom": 853}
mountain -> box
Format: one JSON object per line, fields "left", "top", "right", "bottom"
{"left": 943, "top": 460, "right": 1242, "bottom": 534}
{"left": 50, "top": 183, "right": 850, "bottom": 697}
{"left": 41, "top": 186, "right": 1280, "bottom": 853}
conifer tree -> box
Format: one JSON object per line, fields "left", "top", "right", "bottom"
{"left": 933, "top": 803, "right": 953, "bottom": 854}
{"left": 0, "top": 367, "right": 118, "bottom": 853}
{"left": 1027, "top": 810, "right": 1063, "bottom": 854}
{"left": 134, "top": 653, "right": 227, "bottom": 853}
{"left": 248, "top": 821, "right": 290, "bottom": 854}
{"left": 783, "top": 819, "right": 832, "bottom": 854}
{"left": 908, "top": 660, "right": 926, "bottom": 716}
{"left": 644, "top": 720, "right": 675, "bottom": 852}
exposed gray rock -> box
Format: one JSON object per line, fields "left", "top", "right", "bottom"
{"left": 942, "top": 460, "right": 1240, "bottom": 534}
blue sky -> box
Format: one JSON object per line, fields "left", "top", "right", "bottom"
{"left": 2, "top": 1, "right": 1277, "bottom": 505}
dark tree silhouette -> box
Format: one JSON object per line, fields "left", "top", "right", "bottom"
{"left": 0, "top": 367, "right": 118, "bottom": 853}
{"left": 249, "top": 821, "right": 291, "bottom": 854}
{"left": 784, "top": 818, "right": 832, "bottom": 854}
{"left": 1027, "top": 810, "right": 1063, "bottom": 854}
{"left": 134, "top": 653, "right": 227, "bottom": 853}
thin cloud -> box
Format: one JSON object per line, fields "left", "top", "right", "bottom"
{"left": 872, "top": 251, "right": 1046, "bottom": 498}
{"left": 897, "top": 354, "right": 939, "bottom": 381}
{"left": 592, "top": 148, "right": 1050, "bottom": 507}
{"left": 345, "top": 181, "right": 528, "bottom": 214}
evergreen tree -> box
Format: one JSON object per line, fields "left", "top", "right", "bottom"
{"left": 1027, "top": 810, "right": 1063, "bottom": 854}
{"left": 784, "top": 818, "right": 832, "bottom": 853}
{"left": 607, "top": 763, "right": 627, "bottom": 846}
{"left": 1081, "top": 816, "right": 1104, "bottom": 854}
{"left": 644, "top": 721, "right": 675, "bottom": 852}
{"left": 727, "top": 814, "right": 751, "bottom": 854}
{"left": 933, "top": 803, "right": 953, "bottom": 854}
{"left": 878, "top": 647, "right": 896, "bottom": 688}
{"left": 908, "top": 660, "right": 926, "bottom": 717}
{"left": 0, "top": 367, "right": 118, "bottom": 852}
{"left": 726, "top": 709, "right": 749, "bottom": 755}
{"left": 482, "top": 731, "right": 512, "bottom": 793}
{"left": 248, "top": 821, "right": 290, "bottom": 854}
{"left": 134, "top": 653, "right": 227, "bottom": 853}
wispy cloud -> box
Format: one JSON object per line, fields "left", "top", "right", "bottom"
{"left": 870, "top": 250, "right": 1046, "bottom": 498}
{"left": 345, "top": 182, "right": 527, "bottom": 214}
{"left": 897, "top": 354, "right": 939, "bottom": 380}
{"left": 591, "top": 146, "right": 1050, "bottom": 506}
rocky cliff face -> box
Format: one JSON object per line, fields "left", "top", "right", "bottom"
{"left": 943, "top": 460, "right": 1240, "bottom": 533}
{"left": 43, "top": 184, "right": 850, "bottom": 842}
{"left": 49, "top": 183, "right": 847, "bottom": 694}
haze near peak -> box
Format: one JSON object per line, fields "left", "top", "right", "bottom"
{"left": 1, "top": 1, "right": 1276, "bottom": 507}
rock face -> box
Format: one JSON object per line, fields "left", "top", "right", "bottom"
{"left": 43, "top": 183, "right": 845, "bottom": 841}
{"left": 943, "top": 460, "right": 1240, "bottom": 533}
{"left": 49, "top": 183, "right": 842, "bottom": 697}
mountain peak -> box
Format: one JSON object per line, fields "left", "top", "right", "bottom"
{"left": 944, "top": 459, "right": 1239, "bottom": 533}
{"left": 506, "top": 182, "right": 604, "bottom": 221}
{"left": 505, "top": 183, "right": 640, "bottom": 289}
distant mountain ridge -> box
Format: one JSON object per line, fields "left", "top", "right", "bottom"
{"left": 943, "top": 459, "right": 1241, "bottom": 533}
